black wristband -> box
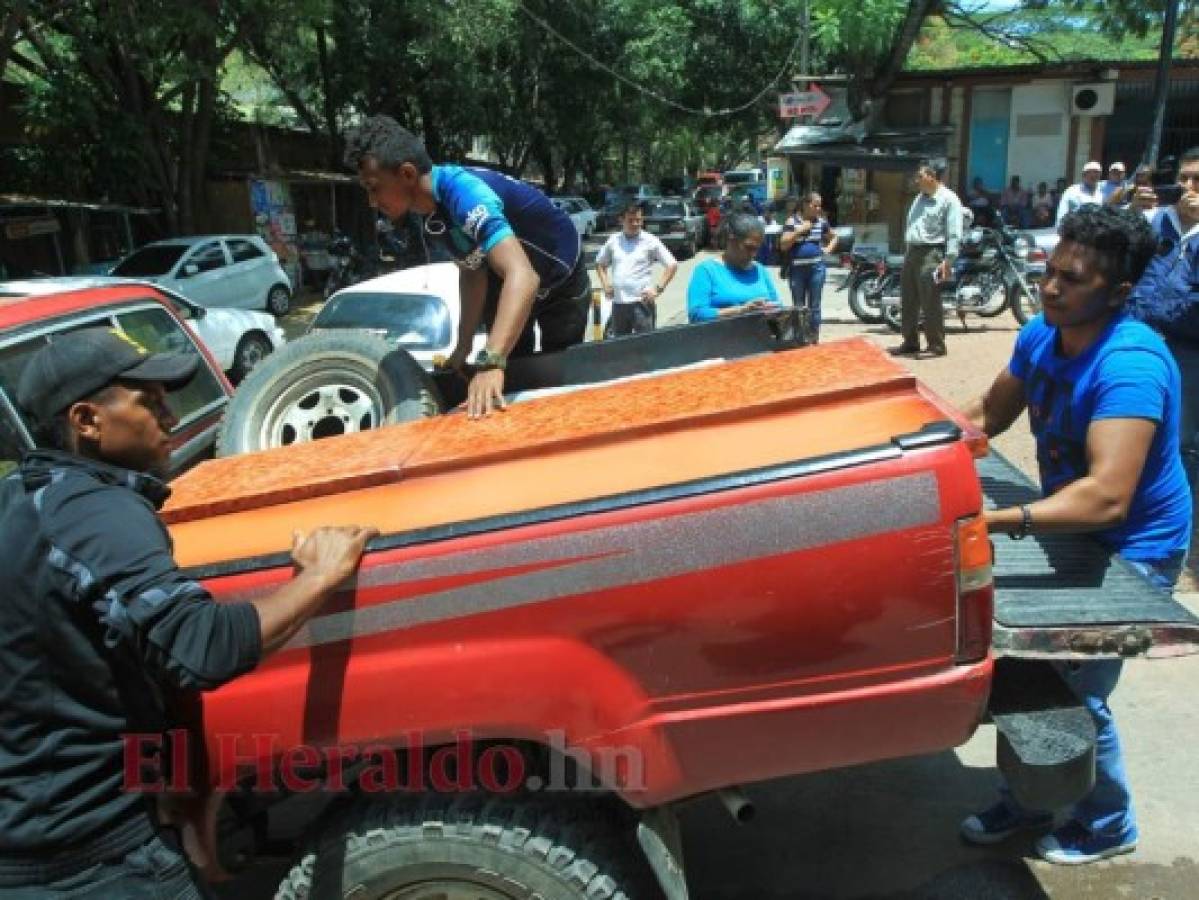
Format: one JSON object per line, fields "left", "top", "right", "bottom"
{"left": 1009, "top": 503, "right": 1033, "bottom": 540}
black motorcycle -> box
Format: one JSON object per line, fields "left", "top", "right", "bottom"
{"left": 875, "top": 226, "right": 1039, "bottom": 331}
{"left": 323, "top": 233, "right": 362, "bottom": 299}
{"left": 837, "top": 249, "right": 899, "bottom": 325}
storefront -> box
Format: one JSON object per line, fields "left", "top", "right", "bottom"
{"left": 775, "top": 129, "right": 953, "bottom": 253}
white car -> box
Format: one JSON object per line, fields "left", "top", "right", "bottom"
{"left": 551, "top": 197, "right": 598, "bottom": 238}
{"left": 110, "top": 234, "right": 293, "bottom": 316}
{"left": 308, "top": 263, "right": 488, "bottom": 370}
{"left": 0, "top": 277, "right": 284, "bottom": 383}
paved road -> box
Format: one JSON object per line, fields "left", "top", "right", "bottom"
{"left": 247, "top": 241, "right": 1199, "bottom": 899}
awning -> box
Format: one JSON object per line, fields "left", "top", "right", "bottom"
{"left": 0, "top": 193, "right": 158, "bottom": 215}
{"left": 775, "top": 125, "right": 954, "bottom": 171}
{"left": 215, "top": 169, "right": 356, "bottom": 185}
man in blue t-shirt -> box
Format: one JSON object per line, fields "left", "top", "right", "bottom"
{"left": 959, "top": 206, "right": 1191, "bottom": 865}
{"left": 344, "top": 116, "right": 589, "bottom": 417}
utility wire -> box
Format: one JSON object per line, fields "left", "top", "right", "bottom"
{"left": 515, "top": 0, "right": 804, "bottom": 117}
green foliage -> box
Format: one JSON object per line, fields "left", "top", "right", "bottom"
{"left": 9, "top": 0, "right": 1193, "bottom": 211}
{"left": 908, "top": 8, "right": 1191, "bottom": 69}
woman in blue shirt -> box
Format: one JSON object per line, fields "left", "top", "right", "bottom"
{"left": 779, "top": 192, "right": 838, "bottom": 342}
{"left": 687, "top": 213, "right": 781, "bottom": 322}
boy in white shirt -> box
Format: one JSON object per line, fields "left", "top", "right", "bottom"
{"left": 595, "top": 200, "right": 678, "bottom": 335}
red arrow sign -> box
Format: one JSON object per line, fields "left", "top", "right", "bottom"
{"left": 779, "top": 84, "right": 831, "bottom": 119}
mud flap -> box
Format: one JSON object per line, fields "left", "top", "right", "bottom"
{"left": 637, "top": 805, "right": 688, "bottom": 900}
{"left": 989, "top": 658, "right": 1096, "bottom": 811}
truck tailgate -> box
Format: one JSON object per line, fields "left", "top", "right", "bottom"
{"left": 980, "top": 450, "right": 1199, "bottom": 658}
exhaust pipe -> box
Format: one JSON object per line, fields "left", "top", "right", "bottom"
{"left": 717, "top": 787, "right": 755, "bottom": 824}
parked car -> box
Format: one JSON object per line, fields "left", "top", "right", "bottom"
{"left": 0, "top": 281, "right": 233, "bottom": 477}
{"left": 308, "top": 262, "right": 487, "bottom": 372}
{"left": 550, "top": 196, "right": 598, "bottom": 238}
{"left": 642, "top": 196, "right": 705, "bottom": 257}
{"left": 110, "top": 234, "right": 293, "bottom": 316}
{"left": 0, "top": 277, "right": 284, "bottom": 383}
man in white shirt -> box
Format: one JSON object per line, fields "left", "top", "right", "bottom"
{"left": 1101, "top": 162, "right": 1127, "bottom": 205}
{"left": 595, "top": 200, "right": 678, "bottom": 335}
{"left": 1056, "top": 161, "right": 1104, "bottom": 225}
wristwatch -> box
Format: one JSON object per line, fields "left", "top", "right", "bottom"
{"left": 473, "top": 348, "right": 508, "bottom": 371}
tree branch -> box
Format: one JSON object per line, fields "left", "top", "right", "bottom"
{"left": 941, "top": 3, "right": 1060, "bottom": 63}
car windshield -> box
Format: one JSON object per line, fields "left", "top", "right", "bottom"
{"left": 648, "top": 201, "right": 684, "bottom": 217}
{"left": 313, "top": 292, "right": 452, "bottom": 350}
{"left": 111, "top": 245, "right": 187, "bottom": 276}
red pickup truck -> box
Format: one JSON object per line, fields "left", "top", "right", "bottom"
{"left": 150, "top": 315, "right": 1198, "bottom": 899}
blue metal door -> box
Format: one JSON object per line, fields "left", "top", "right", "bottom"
{"left": 968, "top": 90, "right": 1012, "bottom": 193}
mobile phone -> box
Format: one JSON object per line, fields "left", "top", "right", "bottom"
{"left": 1154, "top": 184, "right": 1184, "bottom": 206}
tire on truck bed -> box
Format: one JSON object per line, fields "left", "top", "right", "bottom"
{"left": 216, "top": 332, "right": 441, "bottom": 457}
{"left": 274, "top": 793, "right": 661, "bottom": 900}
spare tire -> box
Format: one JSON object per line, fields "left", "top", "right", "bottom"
{"left": 216, "top": 332, "right": 442, "bottom": 457}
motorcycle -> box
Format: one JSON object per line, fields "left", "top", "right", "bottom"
{"left": 836, "top": 249, "right": 898, "bottom": 325}
{"left": 875, "top": 226, "right": 1040, "bottom": 331}
{"left": 323, "top": 233, "right": 363, "bottom": 299}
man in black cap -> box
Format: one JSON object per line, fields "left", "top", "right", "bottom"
{"left": 0, "top": 327, "right": 377, "bottom": 897}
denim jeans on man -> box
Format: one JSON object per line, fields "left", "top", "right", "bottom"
{"left": 0, "top": 832, "right": 210, "bottom": 899}
{"left": 996, "top": 551, "right": 1184, "bottom": 842}
{"left": 789, "top": 262, "right": 826, "bottom": 341}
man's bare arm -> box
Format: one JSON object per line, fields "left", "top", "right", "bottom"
{"left": 985, "top": 418, "right": 1157, "bottom": 534}
{"left": 251, "top": 525, "right": 377, "bottom": 656}
{"left": 961, "top": 368, "right": 1027, "bottom": 437}
{"left": 485, "top": 236, "right": 540, "bottom": 356}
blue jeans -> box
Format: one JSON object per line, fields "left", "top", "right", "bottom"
{"left": 999, "top": 551, "right": 1184, "bottom": 840}
{"left": 0, "top": 834, "right": 208, "bottom": 899}
{"left": 789, "top": 262, "right": 826, "bottom": 340}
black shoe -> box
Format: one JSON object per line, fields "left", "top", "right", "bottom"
{"left": 888, "top": 343, "right": 921, "bottom": 357}
{"left": 924, "top": 345, "right": 948, "bottom": 357}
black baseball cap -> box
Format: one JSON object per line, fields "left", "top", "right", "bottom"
{"left": 17, "top": 326, "right": 199, "bottom": 421}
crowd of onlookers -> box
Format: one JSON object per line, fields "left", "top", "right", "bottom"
{"left": 964, "top": 160, "right": 1159, "bottom": 229}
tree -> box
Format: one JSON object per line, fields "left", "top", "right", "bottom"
{"left": 9, "top": 0, "right": 274, "bottom": 233}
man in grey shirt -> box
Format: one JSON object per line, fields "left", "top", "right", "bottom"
{"left": 891, "top": 161, "right": 964, "bottom": 358}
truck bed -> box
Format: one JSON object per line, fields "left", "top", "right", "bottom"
{"left": 164, "top": 338, "right": 971, "bottom": 569}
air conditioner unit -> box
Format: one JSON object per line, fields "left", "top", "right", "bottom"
{"left": 1071, "top": 83, "right": 1115, "bottom": 116}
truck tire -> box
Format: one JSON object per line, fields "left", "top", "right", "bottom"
{"left": 275, "top": 794, "right": 660, "bottom": 900}
{"left": 217, "top": 332, "right": 441, "bottom": 457}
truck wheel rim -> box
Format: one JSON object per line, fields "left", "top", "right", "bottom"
{"left": 257, "top": 367, "right": 382, "bottom": 447}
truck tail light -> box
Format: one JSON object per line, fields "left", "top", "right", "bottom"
{"left": 954, "top": 514, "right": 993, "bottom": 664}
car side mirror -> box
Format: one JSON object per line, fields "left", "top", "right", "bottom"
{"left": 182, "top": 263, "right": 199, "bottom": 277}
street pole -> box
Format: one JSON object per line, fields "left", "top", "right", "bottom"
{"left": 1144, "top": 0, "right": 1181, "bottom": 169}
